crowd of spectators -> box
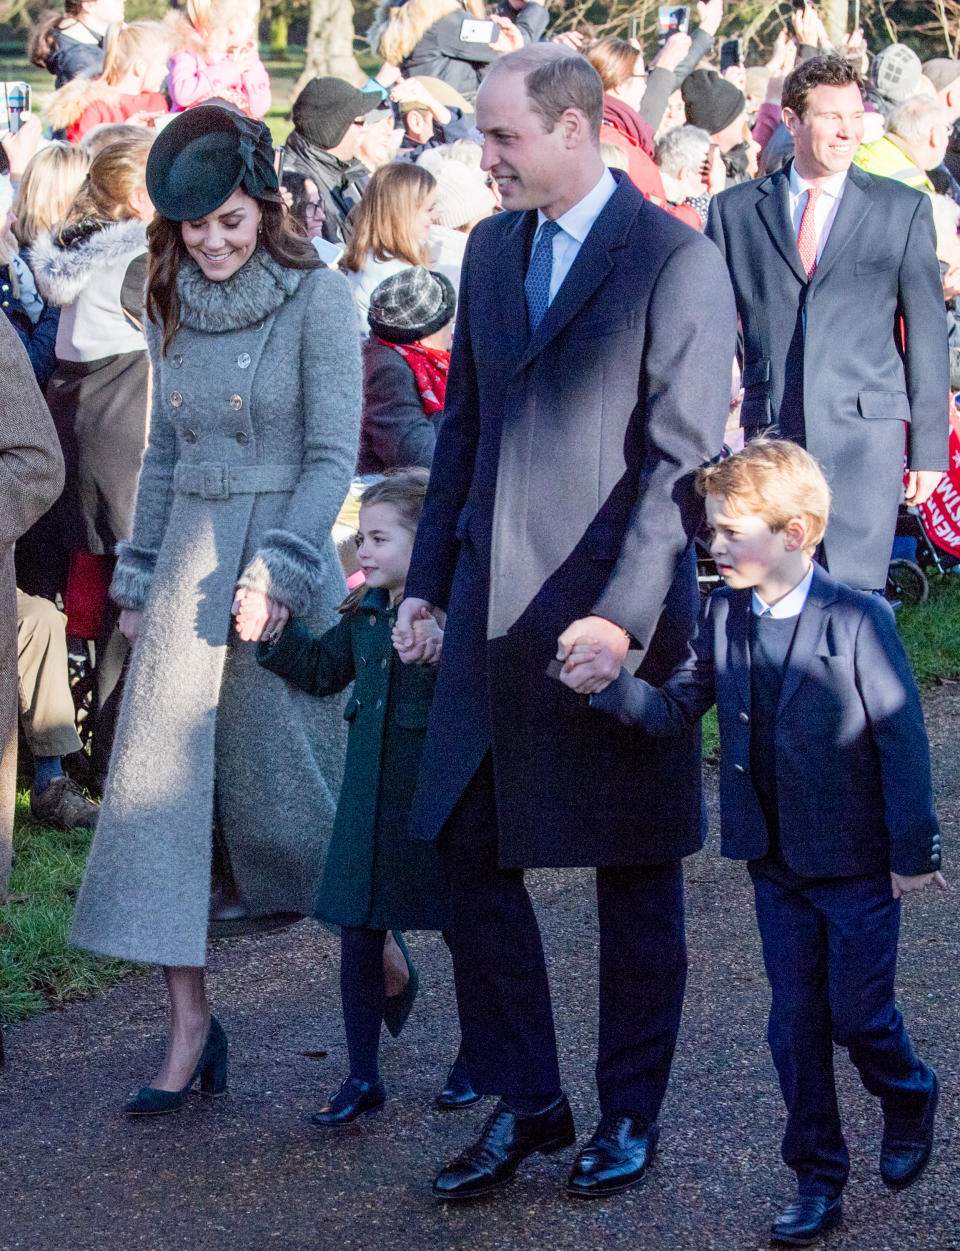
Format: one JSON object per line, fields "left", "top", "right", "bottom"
{"left": 0, "top": 0, "right": 956, "bottom": 832}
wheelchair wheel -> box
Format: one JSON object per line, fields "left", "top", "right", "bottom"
{"left": 885, "top": 558, "right": 928, "bottom": 607}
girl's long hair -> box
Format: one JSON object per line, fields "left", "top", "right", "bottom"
{"left": 12, "top": 141, "right": 91, "bottom": 249}
{"left": 60, "top": 133, "right": 154, "bottom": 231}
{"left": 45, "top": 21, "right": 170, "bottom": 131}
{"left": 341, "top": 162, "right": 435, "bottom": 274}
{"left": 339, "top": 468, "right": 431, "bottom": 615}
{"left": 146, "top": 196, "right": 319, "bottom": 354}
{"left": 374, "top": 0, "right": 485, "bottom": 65}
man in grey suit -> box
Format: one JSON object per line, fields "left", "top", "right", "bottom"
{"left": 395, "top": 44, "right": 736, "bottom": 1201}
{"left": 706, "top": 54, "right": 949, "bottom": 592}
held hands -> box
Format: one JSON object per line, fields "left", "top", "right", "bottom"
{"left": 392, "top": 604, "right": 443, "bottom": 666}
{"left": 891, "top": 870, "right": 948, "bottom": 899}
{"left": 556, "top": 616, "right": 630, "bottom": 695}
{"left": 393, "top": 597, "right": 442, "bottom": 665}
{"left": 232, "top": 586, "right": 290, "bottom": 643}
{"left": 119, "top": 608, "right": 144, "bottom": 645}
{"left": 491, "top": 15, "right": 524, "bottom": 53}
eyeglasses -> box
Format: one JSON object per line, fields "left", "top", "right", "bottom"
{"left": 303, "top": 200, "right": 324, "bottom": 218}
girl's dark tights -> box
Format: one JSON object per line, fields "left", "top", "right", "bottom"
{"left": 340, "top": 926, "right": 387, "bottom": 1083}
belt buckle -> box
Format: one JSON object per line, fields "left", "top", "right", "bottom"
{"left": 203, "top": 466, "right": 229, "bottom": 499}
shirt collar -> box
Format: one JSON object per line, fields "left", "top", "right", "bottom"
{"left": 536, "top": 167, "right": 617, "bottom": 242}
{"left": 752, "top": 565, "right": 815, "bottom": 619}
{"left": 788, "top": 162, "right": 847, "bottom": 201}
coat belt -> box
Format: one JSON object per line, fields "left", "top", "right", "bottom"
{"left": 173, "top": 463, "right": 301, "bottom": 500}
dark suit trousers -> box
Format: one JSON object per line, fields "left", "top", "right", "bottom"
{"left": 749, "top": 857, "right": 934, "bottom": 1197}
{"left": 440, "top": 754, "right": 688, "bottom": 1118}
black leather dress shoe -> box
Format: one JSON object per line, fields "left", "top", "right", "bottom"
{"left": 311, "top": 1077, "right": 386, "bottom": 1127}
{"left": 770, "top": 1195, "right": 842, "bottom": 1246}
{"left": 436, "top": 1057, "right": 482, "bottom": 1110}
{"left": 880, "top": 1070, "right": 939, "bottom": 1189}
{"left": 433, "top": 1095, "right": 576, "bottom": 1200}
{"left": 565, "top": 1114, "right": 659, "bottom": 1198}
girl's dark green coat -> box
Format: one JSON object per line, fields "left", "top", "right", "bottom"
{"left": 257, "top": 589, "right": 447, "bottom": 930}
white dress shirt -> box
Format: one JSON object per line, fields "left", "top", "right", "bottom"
{"left": 751, "top": 565, "right": 814, "bottom": 619}
{"left": 530, "top": 167, "right": 618, "bottom": 304}
{"left": 787, "top": 165, "right": 847, "bottom": 265}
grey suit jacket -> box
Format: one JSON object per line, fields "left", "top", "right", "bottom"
{"left": 706, "top": 163, "right": 949, "bottom": 591}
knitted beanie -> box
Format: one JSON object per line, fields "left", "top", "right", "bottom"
{"left": 681, "top": 69, "right": 745, "bottom": 135}
{"left": 871, "top": 44, "right": 923, "bottom": 104}
{"left": 292, "top": 77, "right": 369, "bottom": 150}
{"left": 433, "top": 159, "right": 496, "bottom": 230}
{"left": 368, "top": 267, "right": 457, "bottom": 344}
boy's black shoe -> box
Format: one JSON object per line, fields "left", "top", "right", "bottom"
{"left": 565, "top": 1114, "right": 659, "bottom": 1198}
{"left": 436, "top": 1056, "right": 482, "bottom": 1110}
{"left": 433, "top": 1096, "right": 575, "bottom": 1200}
{"left": 770, "top": 1194, "right": 842, "bottom": 1246}
{"left": 880, "top": 1070, "right": 939, "bottom": 1189}
{"left": 311, "top": 1077, "right": 385, "bottom": 1127}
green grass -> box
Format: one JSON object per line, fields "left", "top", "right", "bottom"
{"left": 895, "top": 572, "right": 960, "bottom": 688}
{"left": 0, "top": 795, "right": 139, "bottom": 1025}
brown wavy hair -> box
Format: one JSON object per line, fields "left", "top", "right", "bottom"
{"left": 146, "top": 195, "right": 320, "bottom": 354}
{"left": 341, "top": 161, "right": 435, "bottom": 273}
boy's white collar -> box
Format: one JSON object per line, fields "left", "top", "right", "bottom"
{"left": 752, "top": 565, "right": 814, "bottom": 619}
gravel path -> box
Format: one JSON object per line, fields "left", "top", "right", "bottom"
{"left": 2, "top": 686, "right": 957, "bottom": 1251}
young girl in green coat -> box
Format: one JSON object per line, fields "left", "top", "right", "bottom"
{"left": 258, "top": 469, "right": 475, "bottom": 1125}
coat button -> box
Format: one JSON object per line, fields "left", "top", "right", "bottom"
{"left": 739, "top": 711, "right": 749, "bottom": 723}
{"left": 170, "top": 391, "right": 183, "bottom": 406}
{"left": 733, "top": 763, "right": 745, "bottom": 773}
{"left": 235, "top": 431, "right": 249, "bottom": 445}
{"left": 380, "top": 657, "right": 388, "bottom": 668}
{"left": 359, "top": 655, "right": 367, "bottom": 665}
{"left": 375, "top": 698, "right": 383, "bottom": 710}
{"left": 368, "top": 614, "right": 377, "bottom": 626}
{"left": 229, "top": 394, "right": 243, "bottom": 411}
{"left": 237, "top": 352, "right": 251, "bottom": 369}
{"left": 172, "top": 354, "right": 183, "bottom": 367}
{"left": 182, "top": 428, "right": 198, "bottom": 443}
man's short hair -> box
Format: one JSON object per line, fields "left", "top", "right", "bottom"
{"left": 697, "top": 438, "right": 831, "bottom": 552}
{"left": 655, "top": 124, "right": 711, "bottom": 178}
{"left": 490, "top": 44, "right": 604, "bottom": 138}
{"left": 782, "top": 54, "right": 863, "bottom": 120}
{"left": 886, "top": 93, "right": 949, "bottom": 146}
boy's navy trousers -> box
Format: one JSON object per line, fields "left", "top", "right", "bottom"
{"left": 749, "top": 856, "right": 935, "bottom": 1196}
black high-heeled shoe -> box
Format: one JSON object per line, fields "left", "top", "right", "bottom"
{"left": 124, "top": 1016, "right": 228, "bottom": 1117}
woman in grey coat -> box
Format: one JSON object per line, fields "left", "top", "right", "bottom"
{"left": 71, "top": 103, "right": 362, "bottom": 1114}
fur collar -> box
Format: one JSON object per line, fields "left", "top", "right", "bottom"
{"left": 176, "top": 248, "right": 306, "bottom": 333}
{"left": 31, "top": 218, "right": 147, "bottom": 307}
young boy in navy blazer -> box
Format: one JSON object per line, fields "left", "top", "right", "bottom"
{"left": 560, "top": 439, "right": 945, "bottom": 1247}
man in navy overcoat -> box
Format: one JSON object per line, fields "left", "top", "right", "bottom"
{"left": 705, "top": 54, "right": 949, "bottom": 591}
{"left": 395, "top": 44, "right": 737, "bottom": 1200}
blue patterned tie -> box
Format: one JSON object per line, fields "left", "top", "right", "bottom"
{"left": 525, "top": 219, "right": 561, "bottom": 333}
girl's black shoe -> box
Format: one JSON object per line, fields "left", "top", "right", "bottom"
{"left": 124, "top": 1016, "right": 228, "bottom": 1116}
{"left": 436, "top": 1056, "right": 482, "bottom": 1110}
{"left": 311, "top": 1076, "right": 386, "bottom": 1127}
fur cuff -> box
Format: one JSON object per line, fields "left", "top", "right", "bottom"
{"left": 236, "top": 530, "right": 325, "bottom": 616}
{"left": 110, "top": 542, "right": 158, "bottom": 610}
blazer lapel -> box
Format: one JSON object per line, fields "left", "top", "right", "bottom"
{"left": 485, "top": 209, "right": 537, "bottom": 376}
{"left": 807, "top": 166, "right": 873, "bottom": 287}
{"left": 776, "top": 565, "right": 837, "bottom": 714}
{"left": 516, "top": 175, "right": 640, "bottom": 373}
{"left": 757, "top": 168, "right": 808, "bottom": 286}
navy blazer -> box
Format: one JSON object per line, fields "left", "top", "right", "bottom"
{"left": 706, "top": 164, "right": 949, "bottom": 592}
{"left": 592, "top": 565, "right": 942, "bottom": 879}
{"left": 404, "top": 172, "right": 738, "bottom": 868}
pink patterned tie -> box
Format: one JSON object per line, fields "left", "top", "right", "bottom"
{"left": 797, "top": 186, "right": 822, "bottom": 279}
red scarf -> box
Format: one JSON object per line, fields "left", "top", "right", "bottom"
{"left": 382, "top": 339, "right": 450, "bottom": 416}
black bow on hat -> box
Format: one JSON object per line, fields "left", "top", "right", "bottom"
{"left": 147, "top": 100, "right": 280, "bottom": 222}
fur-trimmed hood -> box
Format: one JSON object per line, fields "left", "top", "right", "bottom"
{"left": 31, "top": 218, "right": 148, "bottom": 307}
{"left": 175, "top": 248, "right": 308, "bottom": 334}
{"left": 45, "top": 75, "right": 123, "bottom": 130}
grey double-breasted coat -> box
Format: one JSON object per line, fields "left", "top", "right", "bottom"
{"left": 71, "top": 251, "right": 361, "bottom": 967}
